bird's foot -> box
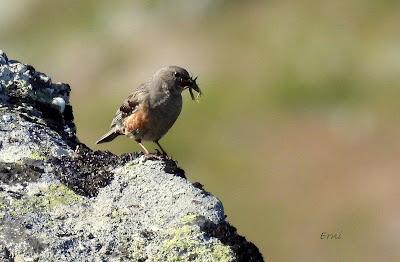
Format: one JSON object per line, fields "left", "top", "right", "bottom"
{"left": 141, "top": 153, "right": 167, "bottom": 162}
{"left": 154, "top": 149, "right": 168, "bottom": 157}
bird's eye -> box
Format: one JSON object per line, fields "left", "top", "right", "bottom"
{"left": 174, "top": 72, "right": 181, "bottom": 78}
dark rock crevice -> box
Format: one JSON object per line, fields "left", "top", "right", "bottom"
{"left": 201, "top": 220, "right": 264, "bottom": 262}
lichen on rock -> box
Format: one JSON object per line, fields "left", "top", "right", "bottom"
{"left": 0, "top": 50, "right": 264, "bottom": 261}
{"left": 154, "top": 215, "right": 235, "bottom": 261}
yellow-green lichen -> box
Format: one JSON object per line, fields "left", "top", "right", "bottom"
{"left": 10, "top": 184, "right": 81, "bottom": 217}
{"left": 152, "top": 215, "right": 234, "bottom": 262}
{"left": 29, "top": 151, "right": 46, "bottom": 161}
{"left": 126, "top": 235, "right": 147, "bottom": 261}
{"left": 110, "top": 207, "right": 131, "bottom": 221}
{"left": 45, "top": 184, "right": 81, "bottom": 207}
{"left": 5, "top": 80, "right": 59, "bottom": 104}
{"left": 180, "top": 214, "right": 198, "bottom": 224}
{"left": 0, "top": 196, "right": 5, "bottom": 219}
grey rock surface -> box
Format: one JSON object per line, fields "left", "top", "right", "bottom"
{"left": 0, "top": 50, "right": 263, "bottom": 261}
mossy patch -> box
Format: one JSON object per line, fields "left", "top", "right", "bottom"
{"left": 125, "top": 235, "right": 147, "bottom": 261}
{"left": 153, "top": 215, "right": 234, "bottom": 262}
{"left": 0, "top": 195, "right": 5, "bottom": 220}
{"left": 180, "top": 213, "right": 198, "bottom": 224}
{"left": 45, "top": 184, "right": 82, "bottom": 207}
{"left": 29, "top": 151, "right": 46, "bottom": 161}
{"left": 10, "top": 184, "right": 82, "bottom": 217}
{"left": 50, "top": 144, "right": 139, "bottom": 197}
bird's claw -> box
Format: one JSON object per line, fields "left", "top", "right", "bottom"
{"left": 141, "top": 153, "right": 165, "bottom": 162}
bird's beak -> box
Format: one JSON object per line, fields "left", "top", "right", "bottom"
{"left": 188, "top": 76, "right": 201, "bottom": 101}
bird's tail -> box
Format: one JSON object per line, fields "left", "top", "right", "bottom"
{"left": 96, "top": 128, "right": 120, "bottom": 144}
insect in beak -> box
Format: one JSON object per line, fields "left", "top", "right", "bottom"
{"left": 188, "top": 76, "right": 202, "bottom": 101}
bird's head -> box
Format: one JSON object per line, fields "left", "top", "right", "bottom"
{"left": 156, "top": 66, "right": 201, "bottom": 100}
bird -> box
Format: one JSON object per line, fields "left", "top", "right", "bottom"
{"left": 96, "top": 66, "right": 201, "bottom": 155}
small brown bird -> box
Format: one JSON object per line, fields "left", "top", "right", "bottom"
{"left": 96, "top": 66, "right": 201, "bottom": 155}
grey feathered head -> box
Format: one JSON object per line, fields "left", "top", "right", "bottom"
{"left": 155, "top": 66, "right": 201, "bottom": 100}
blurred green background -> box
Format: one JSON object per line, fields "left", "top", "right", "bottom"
{"left": 1, "top": 0, "right": 400, "bottom": 260}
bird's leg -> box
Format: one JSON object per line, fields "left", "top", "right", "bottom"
{"left": 154, "top": 140, "right": 168, "bottom": 155}
{"left": 135, "top": 139, "right": 150, "bottom": 155}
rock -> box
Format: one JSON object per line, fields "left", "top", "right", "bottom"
{"left": 0, "top": 50, "right": 264, "bottom": 261}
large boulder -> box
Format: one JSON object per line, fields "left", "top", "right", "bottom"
{"left": 0, "top": 50, "right": 263, "bottom": 261}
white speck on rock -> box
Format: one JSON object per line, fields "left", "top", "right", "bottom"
{"left": 2, "top": 114, "right": 12, "bottom": 122}
{"left": 52, "top": 97, "right": 66, "bottom": 113}
{"left": 40, "top": 74, "right": 51, "bottom": 84}
{"left": 52, "top": 146, "right": 71, "bottom": 158}
{"left": 0, "top": 50, "right": 6, "bottom": 65}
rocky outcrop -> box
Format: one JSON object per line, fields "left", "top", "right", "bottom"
{"left": 0, "top": 50, "right": 263, "bottom": 261}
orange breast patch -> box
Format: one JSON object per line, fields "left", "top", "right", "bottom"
{"left": 123, "top": 104, "right": 150, "bottom": 135}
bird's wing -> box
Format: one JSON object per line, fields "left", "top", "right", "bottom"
{"left": 110, "top": 83, "right": 150, "bottom": 130}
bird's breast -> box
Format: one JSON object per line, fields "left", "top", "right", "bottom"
{"left": 146, "top": 95, "right": 182, "bottom": 140}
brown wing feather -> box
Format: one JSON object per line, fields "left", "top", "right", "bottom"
{"left": 119, "top": 94, "right": 139, "bottom": 113}
{"left": 110, "top": 82, "right": 150, "bottom": 133}
{"left": 123, "top": 103, "right": 150, "bottom": 135}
